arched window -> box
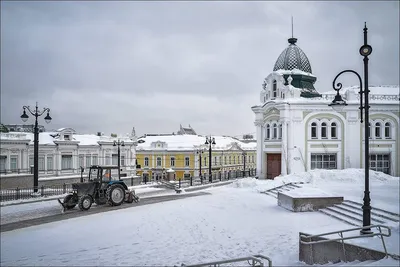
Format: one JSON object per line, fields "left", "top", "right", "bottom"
{"left": 375, "top": 122, "right": 381, "bottom": 139}
{"left": 311, "top": 122, "right": 317, "bottom": 139}
{"left": 266, "top": 124, "right": 270, "bottom": 140}
{"left": 229, "top": 156, "right": 232, "bottom": 164}
{"left": 272, "top": 80, "right": 277, "bottom": 98}
{"left": 224, "top": 156, "right": 227, "bottom": 164}
{"left": 331, "top": 122, "right": 337, "bottom": 139}
{"left": 144, "top": 157, "right": 149, "bottom": 166}
{"left": 321, "top": 122, "right": 327, "bottom": 139}
{"left": 279, "top": 124, "right": 282, "bottom": 139}
{"left": 273, "top": 123, "right": 277, "bottom": 139}
{"left": 385, "top": 122, "right": 391, "bottom": 139}
{"left": 156, "top": 157, "right": 162, "bottom": 167}
{"left": 204, "top": 157, "right": 207, "bottom": 166}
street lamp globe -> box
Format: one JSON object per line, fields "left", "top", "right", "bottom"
{"left": 328, "top": 92, "right": 348, "bottom": 112}
{"left": 20, "top": 109, "right": 29, "bottom": 122}
{"left": 44, "top": 112, "right": 52, "bottom": 124}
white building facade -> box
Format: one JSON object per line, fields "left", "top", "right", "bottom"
{"left": 252, "top": 37, "right": 399, "bottom": 179}
{"left": 0, "top": 127, "right": 138, "bottom": 177}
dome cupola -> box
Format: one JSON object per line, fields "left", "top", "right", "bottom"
{"left": 273, "top": 37, "right": 312, "bottom": 74}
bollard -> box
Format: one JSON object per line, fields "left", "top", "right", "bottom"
{"left": 190, "top": 177, "right": 193, "bottom": 186}
{"left": 41, "top": 185, "right": 45, "bottom": 196}
{"left": 63, "top": 183, "right": 66, "bottom": 194}
{"left": 179, "top": 179, "right": 181, "bottom": 188}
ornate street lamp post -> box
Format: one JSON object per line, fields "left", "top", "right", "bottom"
{"left": 329, "top": 22, "right": 373, "bottom": 234}
{"left": 196, "top": 149, "right": 204, "bottom": 184}
{"left": 20, "top": 102, "right": 52, "bottom": 192}
{"left": 205, "top": 136, "right": 216, "bottom": 183}
{"left": 113, "top": 140, "right": 125, "bottom": 179}
{"left": 242, "top": 151, "right": 247, "bottom": 177}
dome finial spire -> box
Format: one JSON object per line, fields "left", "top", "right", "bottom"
{"left": 288, "top": 16, "right": 297, "bottom": 44}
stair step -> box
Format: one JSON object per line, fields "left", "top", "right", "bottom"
{"left": 333, "top": 205, "right": 388, "bottom": 224}
{"left": 325, "top": 206, "right": 385, "bottom": 224}
{"left": 319, "top": 209, "right": 360, "bottom": 227}
{"left": 344, "top": 200, "right": 400, "bottom": 219}
{"left": 337, "top": 204, "right": 399, "bottom": 223}
{"left": 343, "top": 200, "right": 400, "bottom": 222}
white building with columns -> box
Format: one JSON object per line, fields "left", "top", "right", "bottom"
{"left": 0, "top": 127, "right": 138, "bottom": 177}
{"left": 252, "top": 36, "right": 399, "bottom": 179}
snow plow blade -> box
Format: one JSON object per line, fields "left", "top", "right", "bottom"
{"left": 57, "top": 198, "right": 67, "bottom": 213}
{"left": 125, "top": 189, "right": 140, "bottom": 203}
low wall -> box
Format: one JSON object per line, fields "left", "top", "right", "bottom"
{"left": 1, "top": 174, "right": 142, "bottom": 189}
{"left": 0, "top": 174, "right": 34, "bottom": 189}
{"left": 278, "top": 192, "right": 343, "bottom": 212}
{"left": 299, "top": 232, "right": 389, "bottom": 265}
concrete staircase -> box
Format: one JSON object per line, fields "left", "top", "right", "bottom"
{"left": 319, "top": 199, "right": 400, "bottom": 227}
{"left": 260, "top": 182, "right": 304, "bottom": 198}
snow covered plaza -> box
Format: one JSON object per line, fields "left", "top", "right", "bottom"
{"left": 1, "top": 169, "right": 399, "bottom": 266}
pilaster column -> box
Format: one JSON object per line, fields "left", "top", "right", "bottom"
{"left": 281, "top": 119, "right": 288, "bottom": 176}
{"left": 255, "top": 119, "right": 264, "bottom": 179}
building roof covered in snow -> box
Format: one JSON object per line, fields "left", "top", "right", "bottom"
{"left": 136, "top": 134, "right": 256, "bottom": 152}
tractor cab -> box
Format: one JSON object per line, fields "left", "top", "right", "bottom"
{"left": 88, "top": 165, "right": 121, "bottom": 182}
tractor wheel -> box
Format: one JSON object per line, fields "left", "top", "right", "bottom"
{"left": 106, "top": 184, "right": 125, "bottom": 206}
{"left": 78, "top": 195, "right": 93, "bottom": 211}
{"left": 63, "top": 194, "right": 77, "bottom": 210}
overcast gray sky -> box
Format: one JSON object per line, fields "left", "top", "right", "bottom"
{"left": 1, "top": 1, "right": 399, "bottom": 138}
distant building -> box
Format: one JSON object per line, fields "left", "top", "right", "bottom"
{"left": 0, "top": 127, "right": 138, "bottom": 176}
{"left": 177, "top": 124, "right": 197, "bottom": 135}
{"left": 252, "top": 35, "right": 399, "bottom": 179}
{"left": 4, "top": 124, "right": 46, "bottom": 133}
{"left": 135, "top": 125, "right": 257, "bottom": 181}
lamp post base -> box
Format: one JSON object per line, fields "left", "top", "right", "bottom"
{"left": 360, "top": 229, "right": 373, "bottom": 235}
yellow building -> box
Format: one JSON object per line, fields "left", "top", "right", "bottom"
{"left": 135, "top": 128, "right": 256, "bottom": 182}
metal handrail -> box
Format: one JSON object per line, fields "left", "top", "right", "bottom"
{"left": 300, "top": 224, "right": 392, "bottom": 260}
{"left": 179, "top": 254, "right": 272, "bottom": 267}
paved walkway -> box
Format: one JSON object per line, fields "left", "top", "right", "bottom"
{"left": 0, "top": 191, "right": 210, "bottom": 233}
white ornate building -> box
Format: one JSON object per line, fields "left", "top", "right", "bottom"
{"left": 252, "top": 36, "right": 399, "bottom": 179}
{"left": 0, "top": 127, "right": 138, "bottom": 177}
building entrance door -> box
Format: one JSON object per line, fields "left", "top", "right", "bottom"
{"left": 267, "top": 153, "right": 281, "bottom": 179}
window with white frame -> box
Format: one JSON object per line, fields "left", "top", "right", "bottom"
{"left": 331, "top": 122, "right": 337, "bottom": 139}
{"left": 185, "top": 157, "right": 190, "bottom": 167}
{"left": 279, "top": 124, "right": 282, "bottom": 139}
{"left": 156, "top": 157, "right": 162, "bottom": 167}
{"left": 29, "top": 156, "right": 34, "bottom": 168}
{"left": 112, "top": 154, "right": 118, "bottom": 165}
{"left": 214, "top": 156, "right": 217, "bottom": 165}
{"left": 10, "top": 156, "right": 18, "bottom": 171}
{"left": 370, "top": 154, "right": 390, "bottom": 174}
{"left": 224, "top": 156, "right": 227, "bottom": 164}
{"left": 86, "top": 155, "right": 91, "bottom": 167}
{"left": 311, "top": 122, "right": 317, "bottom": 139}
{"left": 121, "top": 155, "right": 125, "bottom": 166}
{"left": 384, "top": 122, "right": 391, "bottom": 139}
{"left": 79, "top": 154, "right": 84, "bottom": 167}
{"left": 0, "top": 156, "right": 6, "bottom": 173}
{"left": 321, "top": 122, "right": 327, "bottom": 139}
{"left": 61, "top": 155, "right": 73, "bottom": 170}
{"left": 375, "top": 122, "right": 381, "bottom": 139}
{"left": 311, "top": 154, "right": 337, "bottom": 170}
{"left": 106, "top": 155, "right": 111, "bottom": 165}
{"left": 144, "top": 157, "right": 149, "bottom": 167}
{"left": 229, "top": 156, "right": 232, "bottom": 164}
{"left": 39, "top": 156, "right": 45, "bottom": 171}
{"left": 272, "top": 123, "right": 277, "bottom": 139}
{"left": 204, "top": 157, "right": 207, "bottom": 166}
{"left": 47, "top": 156, "right": 53, "bottom": 171}
{"left": 272, "top": 80, "right": 277, "bottom": 98}
{"left": 266, "top": 124, "right": 270, "bottom": 139}
{"left": 170, "top": 157, "right": 175, "bottom": 167}
{"left": 92, "top": 155, "right": 98, "bottom": 165}
{"left": 368, "top": 123, "right": 371, "bottom": 139}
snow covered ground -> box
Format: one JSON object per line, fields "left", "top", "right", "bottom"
{"left": 1, "top": 169, "right": 399, "bottom": 266}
